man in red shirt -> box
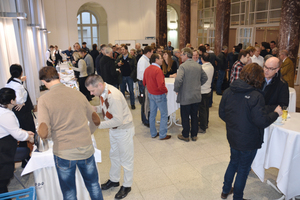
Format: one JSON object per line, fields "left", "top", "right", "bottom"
{"left": 143, "top": 54, "right": 171, "bottom": 140}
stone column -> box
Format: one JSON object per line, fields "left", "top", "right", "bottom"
{"left": 179, "top": 0, "right": 190, "bottom": 50}
{"left": 214, "top": 0, "right": 230, "bottom": 56}
{"left": 278, "top": 0, "right": 300, "bottom": 66}
{"left": 156, "top": 0, "right": 167, "bottom": 48}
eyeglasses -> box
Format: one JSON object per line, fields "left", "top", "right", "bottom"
{"left": 263, "top": 66, "right": 278, "bottom": 71}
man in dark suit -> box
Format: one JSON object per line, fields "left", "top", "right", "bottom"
{"left": 95, "top": 44, "right": 106, "bottom": 75}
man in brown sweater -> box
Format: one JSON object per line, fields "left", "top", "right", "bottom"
{"left": 37, "top": 66, "right": 103, "bottom": 200}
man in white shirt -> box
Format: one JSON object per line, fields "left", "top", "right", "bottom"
{"left": 86, "top": 75, "right": 135, "bottom": 199}
{"left": 205, "top": 44, "right": 214, "bottom": 53}
{"left": 251, "top": 47, "right": 264, "bottom": 67}
{"left": 137, "top": 46, "right": 153, "bottom": 127}
{"left": 198, "top": 52, "right": 214, "bottom": 133}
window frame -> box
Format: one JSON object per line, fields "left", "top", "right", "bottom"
{"left": 77, "top": 11, "right": 99, "bottom": 47}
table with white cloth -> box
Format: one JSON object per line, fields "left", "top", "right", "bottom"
{"left": 21, "top": 140, "right": 102, "bottom": 200}
{"left": 58, "top": 62, "right": 79, "bottom": 91}
{"left": 165, "top": 78, "right": 181, "bottom": 127}
{"left": 288, "top": 87, "right": 296, "bottom": 113}
{"left": 251, "top": 113, "right": 300, "bottom": 200}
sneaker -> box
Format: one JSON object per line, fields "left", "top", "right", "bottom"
{"left": 177, "top": 134, "right": 190, "bottom": 142}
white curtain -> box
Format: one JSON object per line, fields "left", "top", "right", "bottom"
{"left": 0, "top": 0, "right": 48, "bottom": 105}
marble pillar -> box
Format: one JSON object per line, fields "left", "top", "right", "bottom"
{"left": 179, "top": 0, "right": 190, "bottom": 50}
{"left": 214, "top": 0, "right": 230, "bottom": 56}
{"left": 278, "top": 0, "right": 300, "bottom": 66}
{"left": 156, "top": 0, "right": 167, "bottom": 48}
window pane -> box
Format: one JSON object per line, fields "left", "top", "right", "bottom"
{"left": 93, "top": 37, "right": 98, "bottom": 46}
{"left": 270, "top": 0, "right": 282, "bottom": 9}
{"left": 82, "top": 26, "right": 91, "bottom": 38}
{"left": 92, "top": 27, "right": 97, "bottom": 39}
{"left": 204, "top": 9, "right": 211, "bottom": 18}
{"left": 204, "top": 0, "right": 210, "bottom": 8}
{"left": 250, "top": 0, "right": 255, "bottom": 12}
{"left": 77, "top": 15, "right": 80, "bottom": 24}
{"left": 256, "top": 12, "right": 267, "bottom": 24}
{"left": 256, "top": 0, "right": 268, "bottom": 11}
{"left": 269, "top": 10, "right": 281, "bottom": 23}
{"left": 82, "top": 12, "right": 90, "bottom": 24}
{"left": 77, "top": 27, "right": 81, "bottom": 39}
{"left": 92, "top": 15, "right": 97, "bottom": 24}
{"left": 231, "top": 15, "right": 239, "bottom": 26}
{"left": 241, "top": 2, "right": 245, "bottom": 13}
{"left": 231, "top": 3, "right": 240, "bottom": 15}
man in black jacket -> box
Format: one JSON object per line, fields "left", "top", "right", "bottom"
{"left": 99, "top": 47, "right": 120, "bottom": 88}
{"left": 116, "top": 45, "right": 137, "bottom": 110}
{"left": 262, "top": 57, "right": 289, "bottom": 113}
{"left": 95, "top": 44, "right": 107, "bottom": 75}
{"left": 216, "top": 46, "right": 228, "bottom": 95}
{"left": 219, "top": 63, "right": 282, "bottom": 200}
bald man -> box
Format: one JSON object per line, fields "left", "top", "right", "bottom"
{"left": 262, "top": 57, "right": 289, "bottom": 113}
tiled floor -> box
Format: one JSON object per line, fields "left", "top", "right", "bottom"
{"left": 9, "top": 89, "right": 300, "bottom": 200}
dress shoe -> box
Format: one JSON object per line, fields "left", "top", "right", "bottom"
{"left": 191, "top": 136, "right": 198, "bottom": 141}
{"left": 131, "top": 105, "right": 136, "bottom": 110}
{"left": 221, "top": 187, "right": 234, "bottom": 199}
{"left": 160, "top": 135, "right": 171, "bottom": 140}
{"left": 152, "top": 133, "right": 159, "bottom": 138}
{"left": 115, "top": 186, "right": 131, "bottom": 199}
{"left": 143, "top": 123, "right": 150, "bottom": 128}
{"left": 198, "top": 128, "right": 206, "bottom": 134}
{"left": 101, "top": 179, "right": 119, "bottom": 190}
{"left": 177, "top": 134, "right": 190, "bottom": 142}
{"left": 217, "top": 92, "right": 223, "bottom": 95}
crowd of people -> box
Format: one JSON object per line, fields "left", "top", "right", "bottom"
{"left": 0, "top": 38, "right": 293, "bottom": 200}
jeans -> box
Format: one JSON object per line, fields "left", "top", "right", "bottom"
{"left": 198, "top": 92, "right": 211, "bottom": 131}
{"left": 120, "top": 76, "right": 135, "bottom": 106}
{"left": 148, "top": 93, "right": 168, "bottom": 139}
{"left": 222, "top": 148, "right": 257, "bottom": 200}
{"left": 54, "top": 155, "right": 103, "bottom": 200}
{"left": 138, "top": 80, "right": 149, "bottom": 125}
{"left": 216, "top": 70, "right": 226, "bottom": 94}
{"left": 180, "top": 102, "right": 200, "bottom": 138}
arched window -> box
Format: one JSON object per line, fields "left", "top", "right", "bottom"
{"left": 77, "top": 11, "right": 98, "bottom": 48}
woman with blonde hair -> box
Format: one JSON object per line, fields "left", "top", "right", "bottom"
{"left": 162, "top": 50, "right": 177, "bottom": 78}
{"left": 72, "top": 51, "right": 92, "bottom": 101}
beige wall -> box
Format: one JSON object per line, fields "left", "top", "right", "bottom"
{"left": 44, "top": 0, "right": 156, "bottom": 49}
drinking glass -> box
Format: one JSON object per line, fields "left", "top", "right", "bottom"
{"left": 282, "top": 106, "right": 288, "bottom": 121}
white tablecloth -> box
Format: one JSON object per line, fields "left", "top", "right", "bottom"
{"left": 289, "top": 87, "right": 296, "bottom": 113}
{"left": 251, "top": 113, "right": 300, "bottom": 200}
{"left": 58, "top": 62, "right": 79, "bottom": 91}
{"left": 22, "top": 145, "right": 101, "bottom": 200}
{"left": 165, "top": 78, "right": 180, "bottom": 116}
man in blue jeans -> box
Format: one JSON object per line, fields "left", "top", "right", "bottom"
{"left": 37, "top": 66, "right": 103, "bottom": 200}
{"left": 116, "top": 45, "right": 137, "bottom": 110}
{"left": 143, "top": 53, "right": 171, "bottom": 140}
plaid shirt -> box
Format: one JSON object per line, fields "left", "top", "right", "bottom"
{"left": 230, "top": 60, "right": 245, "bottom": 83}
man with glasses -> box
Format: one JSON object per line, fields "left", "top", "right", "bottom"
{"left": 262, "top": 57, "right": 289, "bottom": 113}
